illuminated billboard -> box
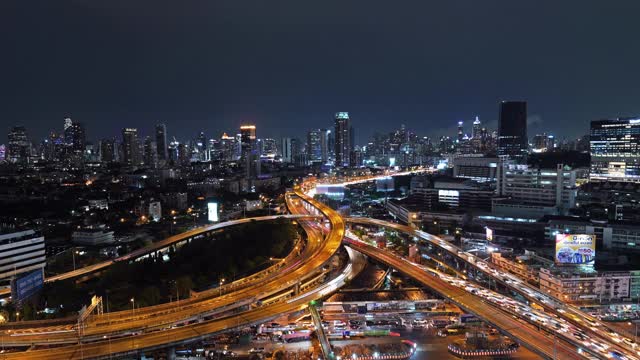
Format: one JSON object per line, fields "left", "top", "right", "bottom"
{"left": 11, "top": 269, "right": 44, "bottom": 303}
{"left": 555, "top": 234, "right": 595, "bottom": 264}
{"left": 486, "top": 227, "right": 493, "bottom": 241}
{"left": 207, "top": 202, "right": 218, "bottom": 222}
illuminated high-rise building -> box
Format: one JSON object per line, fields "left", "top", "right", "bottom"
{"left": 240, "top": 125, "right": 259, "bottom": 178}
{"left": 143, "top": 136, "right": 158, "bottom": 168}
{"left": 498, "top": 101, "right": 528, "bottom": 161}
{"left": 307, "top": 129, "right": 322, "bottom": 163}
{"left": 320, "top": 129, "right": 330, "bottom": 163}
{"left": 100, "top": 138, "right": 116, "bottom": 163}
{"left": 122, "top": 128, "right": 141, "bottom": 166}
{"left": 590, "top": 118, "right": 640, "bottom": 182}
{"left": 240, "top": 125, "right": 256, "bottom": 158}
{"left": 457, "top": 121, "right": 464, "bottom": 142}
{"left": 472, "top": 116, "right": 481, "bottom": 139}
{"left": 281, "top": 137, "right": 293, "bottom": 163}
{"left": 155, "top": 124, "right": 168, "bottom": 161}
{"left": 334, "top": 112, "right": 351, "bottom": 167}
{"left": 7, "top": 126, "right": 30, "bottom": 163}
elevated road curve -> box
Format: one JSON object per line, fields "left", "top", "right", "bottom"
{"left": 343, "top": 238, "right": 590, "bottom": 360}
{"left": 347, "top": 217, "right": 637, "bottom": 358}
{"left": 0, "top": 214, "right": 321, "bottom": 298}
{"left": 1, "top": 188, "right": 348, "bottom": 358}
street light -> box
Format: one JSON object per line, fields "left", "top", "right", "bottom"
{"left": 219, "top": 278, "right": 225, "bottom": 297}
{"left": 130, "top": 298, "right": 135, "bottom": 317}
{"left": 15, "top": 312, "right": 19, "bottom": 322}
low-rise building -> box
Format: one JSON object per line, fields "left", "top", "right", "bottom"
{"left": 491, "top": 251, "right": 551, "bottom": 285}
{"left": 72, "top": 226, "right": 115, "bottom": 246}
{"left": 546, "top": 217, "right": 640, "bottom": 253}
{"left": 539, "top": 267, "right": 637, "bottom": 303}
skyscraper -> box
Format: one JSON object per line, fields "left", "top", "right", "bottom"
{"left": 334, "top": 112, "right": 351, "bottom": 167}
{"left": 457, "top": 121, "right": 464, "bottom": 142}
{"left": 68, "top": 121, "right": 86, "bottom": 152}
{"left": 100, "top": 138, "right": 116, "bottom": 163}
{"left": 240, "top": 125, "right": 257, "bottom": 158}
{"left": 155, "top": 124, "right": 168, "bottom": 162}
{"left": 320, "top": 129, "right": 330, "bottom": 163}
{"left": 143, "top": 136, "right": 158, "bottom": 168}
{"left": 122, "top": 128, "right": 141, "bottom": 166}
{"left": 307, "top": 129, "right": 322, "bottom": 163}
{"left": 281, "top": 137, "right": 293, "bottom": 163}
{"left": 472, "top": 116, "right": 481, "bottom": 139}
{"left": 7, "top": 126, "right": 30, "bottom": 163}
{"left": 590, "top": 118, "right": 640, "bottom": 182}
{"left": 497, "top": 101, "right": 528, "bottom": 161}
{"left": 240, "top": 125, "right": 258, "bottom": 178}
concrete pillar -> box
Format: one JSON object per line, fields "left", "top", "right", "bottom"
{"left": 166, "top": 347, "right": 176, "bottom": 360}
{"left": 294, "top": 281, "right": 300, "bottom": 295}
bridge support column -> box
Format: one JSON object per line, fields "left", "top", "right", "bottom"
{"left": 294, "top": 281, "right": 300, "bottom": 295}
{"left": 166, "top": 346, "right": 176, "bottom": 360}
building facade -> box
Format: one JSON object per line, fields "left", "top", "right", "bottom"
{"left": 0, "top": 230, "right": 46, "bottom": 286}
{"left": 497, "top": 101, "right": 527, "bottom": 161}
{"left": 590, "top": 118, "right": 640, "bottom": 182}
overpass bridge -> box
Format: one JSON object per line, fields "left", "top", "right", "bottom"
{"left": 0, "top": 189, "right": 351, "bottom": 359}
{"left": 346, "top": 217, "right": 638, "bottom": 357}
{"left": 0, "top": 214, "right": 320, "bottom": 298}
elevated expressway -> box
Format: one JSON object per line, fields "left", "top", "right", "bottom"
{"left": 0, "top": 188, "right": 355, "bottom": 358}
{"left": 0, "top": 214, "right": 320, "bottom": 298}
{"left": 346, "top": 217, "right": 637, "bottom": 359}
{"left": 343, "top": 237, "right": 596, "bottom": 360}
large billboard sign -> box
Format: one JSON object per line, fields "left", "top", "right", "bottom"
{"left": 555, "top": 234, "right": 595, "bottom": 264}
{"left": 486, "top": 227, "right": 494, "bottom": 241}
{"left": 12, "top": 269, "right": 44, "bottom": 303}
{"left": 207, "top": 202, "right": 218, "bottom": 222}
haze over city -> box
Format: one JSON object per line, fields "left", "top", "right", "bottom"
{"left": 3, "top": 1, "right": 640, "bottom": 141}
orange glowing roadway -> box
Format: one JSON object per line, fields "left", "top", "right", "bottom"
{"left": 0, "top": 187, "right": 348, "bottom": 359}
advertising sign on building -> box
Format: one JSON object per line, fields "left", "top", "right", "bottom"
{"left": 11, "top": 269, "right": 44, "bottom": 303}
{"left": 207, "top": 202, "right": 218, "bottom": 222}
{"left": 555, "top": 234, "right": 595, "bottom": 264}
{"left": 486, "top": 227, "right": 494, "bottom": 241}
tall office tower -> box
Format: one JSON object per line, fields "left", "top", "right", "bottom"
{"left": 7, "top": 126, "right": 30, "bottom": 163}
{"left": 155, "top": 124, "right": 168, "bottom": 161}
{"left": 590, "top": 118, "right": 640, "bottom": 182}
{"left": 497, "top": 101, "right": 528, "bottom": 161}
{"left": 168, "top": 139, "right": 179, "bottom": 164}
{"left": 220, "top": 133, "right": 238, "bottom": 162}
{"left": 240, "top": 125, "right": 257, "bottom": 158}
{"left": 307, "top": 129, "right": 322, "bottom": 163}
{"left": 0, "top": 145, "right": 5, "bottom": 162}
{"left": 100, "top": 138, "right": 116, "bottom": 163}
{"left": 327, "top": 131, "right": 335, "bottom": 162}
{"left": 334, "top": 112, "right": 351, "bottom": 167}
{"left": 121, "top": 128, "right": 141, "bottom": 166}
{"left": 320, "top": 129, "right": 330, "bottom": 163}
{"left": 291, "top": 138, "right": 304, "bottom": 166}
{"left": 457, "top": 121, "right": 464, "bottom": 142}
{"left": 68, "top": 121, "right": 86, "bottom": 152}
{"left": 143, "top": 136, "right": 158, "bottom": 168}
{"left": 240, "top": 125, "right": 258, "bottom": 177}
{"left": 472, "top": 117, "right": 481, "bottom": 139}
{"left": 261, "top": 138, "right": 277, "bottom": 157}
{"left": 281, "top": 137, "right": 293, "bottom": 163}
{"left": 197, "top": 131, "right": 207, "bottom": 161}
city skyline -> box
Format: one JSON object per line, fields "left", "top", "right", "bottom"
{"left": 3, "top": 1, "right": 640, "bottom": 141}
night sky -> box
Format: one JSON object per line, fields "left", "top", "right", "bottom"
{"left": 2, "top": 1, "right": 640, "bottom": 144}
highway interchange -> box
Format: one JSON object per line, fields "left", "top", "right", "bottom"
{"left": 0, "top": 174, "right": 638, "bottom": 359}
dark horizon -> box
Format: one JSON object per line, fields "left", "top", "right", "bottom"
{"left": 2, "top": 1, "right": 640, "bottom": 143}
